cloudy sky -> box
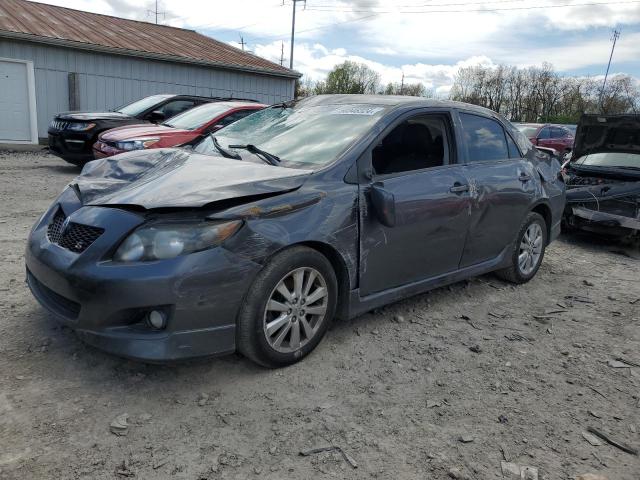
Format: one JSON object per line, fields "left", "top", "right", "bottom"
{"left": 41, "top": 0, "right": 640, "bottom": 95}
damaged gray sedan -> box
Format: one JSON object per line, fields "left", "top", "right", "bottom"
{"left": 26, "top": 95, "right": 565, "bottom": 366}
{"left": 563, "top": 114, "right": 640, "bottom": 239}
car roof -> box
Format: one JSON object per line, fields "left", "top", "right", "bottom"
{"left": 167, "top": 94, "right": 260, "bottom": 103}
{"left": 299, "top": 94, "right": 503, "bottom": 117}
{"left": 187, "top": 101, "right": 267, "bottom": 110}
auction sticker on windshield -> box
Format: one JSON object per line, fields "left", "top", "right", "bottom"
{"left": 333, "top": 105, "right": 385, "bottom": 116}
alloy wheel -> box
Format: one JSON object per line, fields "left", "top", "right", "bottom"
{"left": 263, "top": 267, "right": 329, "bottom": 353}
{"left": 518, "top": 222, "right": 543, "bottom": 276}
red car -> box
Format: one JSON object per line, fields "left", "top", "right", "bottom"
{"left": 93, "top": 101, "right": 266, "bottom": 158}
{"left": 515, "top": 123, "right": 575, "bottom": 154}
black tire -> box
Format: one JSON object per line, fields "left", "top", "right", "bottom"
{"left": 236, "top": 246, "right": 338, "bottom": 368}
{"left": 495, "top": 212, "right": 547, "bottom": 284}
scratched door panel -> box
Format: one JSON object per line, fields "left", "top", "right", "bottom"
{"left": 359, "top": 165, "right": 471, "bottom": 296}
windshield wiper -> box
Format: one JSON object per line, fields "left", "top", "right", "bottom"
{"left": 210, "top": 135, "right": 241, "bottom": 160}
{"left": 228, "top": 144, "right": 280, "bottom": 166}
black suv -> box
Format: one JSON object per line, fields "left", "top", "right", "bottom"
{"left": 47, "top": 94, "right": 256, "bottom": 165}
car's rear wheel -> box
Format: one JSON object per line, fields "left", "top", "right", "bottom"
{"left": 496, "top": 212, "right": 547, "bottom": 284}
{"left": 236, "top": 246, "right": 337, "bottom": 368}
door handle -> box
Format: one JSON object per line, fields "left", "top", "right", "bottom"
{"left": 519, "top": 173, "right": 531, "bottom": 182}
{"left": 450, "top": 183, "right": 469, "bottom": 193}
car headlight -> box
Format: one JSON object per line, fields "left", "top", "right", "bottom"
{"left": 114, "top": 138, "right": 160, "bottom": 151}
{"left": 113, "top": 220, "right": 242, "bottom": 262}
{"left": 66, "top": 122, "right": 96, "bottom": 131}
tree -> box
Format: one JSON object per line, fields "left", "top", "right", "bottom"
{"left": 382, "top": 82, "right": 428, "bottom": 97}
{"left": 449, "top": 62, "right": 640, "bottom": 122}
{"left": 294, "top": 77, "right": 315, "bottom": 99}
{"left": 314, "top": 61, "right": 380, "bottom": 95}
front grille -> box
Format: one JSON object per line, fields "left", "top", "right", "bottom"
{"left": 26, "top": 270, "right": 81, "bottom": 321}
{"left": 47, "top": 210, "right": 104, "bottom": 253}
{"left": 50, "top": 120, "right": 70, "bottom": 130}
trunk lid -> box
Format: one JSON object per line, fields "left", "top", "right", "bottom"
{"left": 573, "top": 114, "right": 640, "bottom": 159}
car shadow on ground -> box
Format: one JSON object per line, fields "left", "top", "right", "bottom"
{"left": 559, "top": 231, "right": 640, "bottom": 259}
{"left": 22, "top": 266, "right": 509, "bottom": 388}
{"left": 42, "top": 164, "right": 82, "bottom": 175}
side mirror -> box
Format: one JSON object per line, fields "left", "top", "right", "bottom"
{"left": 370, "top": 183, "right": 396, "bottom": 228}
{"left": 148, "top": 110, "right": 165, "bottom": 123}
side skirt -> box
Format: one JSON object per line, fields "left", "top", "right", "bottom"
{"left": 347, "top": 246, "right": 509, "bottom": 319}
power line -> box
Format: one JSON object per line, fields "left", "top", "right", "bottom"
{"left": 235, "top": 0, "right": 640, "bottom": 44}
{"left": 305, "top": 0, "right": 527, "bottom": 11}
{"left": 600, "top": 29, "right": 621, "bottom": 111}
{"left": 303, "top": 0, "right": 640, "bottom": 13}
{"left": 147, "top": 0, "right": 165, "bottom": 24}
{"left": 287, "top": 0, "right": 307, "bottom": 69}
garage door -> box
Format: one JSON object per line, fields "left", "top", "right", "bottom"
{"left": 0, "top": 60, "right": 32, "bottom": 142}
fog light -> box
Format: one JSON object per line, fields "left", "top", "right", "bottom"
{"left": 147, "top": 310, "right": 167, "bottom": 330}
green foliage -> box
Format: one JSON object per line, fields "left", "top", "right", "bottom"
{"left": 313, "top": 61, "right": 380, "bottom": 95}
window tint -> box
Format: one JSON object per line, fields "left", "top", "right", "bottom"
{"left": 115, "top": 94, "right": 174, "bottom": 116}
{"left": 200, "top": 103, "right": 389, "bottom": 169}
{"left": 460, "top": 113, "right": 508, "bottom": 162}
{"left": 506, "top": 133, "right": 522, "bottom": 158}
{"left": 372, "top": 115, "right": 449, "bottom": 175}
{"left": 551, "top": 127, "right": 568, "bottom": 138}
{"left": 157, "top": 100, "right": 195, "bottom": 119}
{"left": 163, "top": 103, "right": 235, "bottom": 130}
{"left": 216, "top": 109, "right": 257, "bottom": 128}
{"left": 538, "top": 127, "right": 551, "bottom": 139}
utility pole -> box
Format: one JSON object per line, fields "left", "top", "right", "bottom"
{"left": 239, "top": 35, "right": 247, "bottom": 52}
{"left": 279, "top": 41, "right": 285, "bottom": 66}
{"left": 400, "top": 72, "right": 404, "bottom": 95}
{"left": 287, "top": 0, "right": 306, "bottom": 70}
{"left": 148, "top": 0, "right": 165, "bottom": 24}
{"left": 600, "top": 29, "right": 620, "bottom": 111}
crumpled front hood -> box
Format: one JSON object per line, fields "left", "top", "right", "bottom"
{"left": 72, "top": 149, "right": 312, "bottom": 209}
{"left": 573, "top": 114, "right": 640, "bottom": 159}
{"left": 57, "top": 111, "right": 133, "bottom": 121}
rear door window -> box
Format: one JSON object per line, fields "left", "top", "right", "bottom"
{"left": 459, "top": 113, "right": 509, "bottom": 162}
{"left": 216, "top": 109, "right": 258, "bottom": 128}
{"left": 538, "top": 127, "right": 551, "bottom": 139}
{"left": 157, "top": 100, "right": 196, "bottom": 119}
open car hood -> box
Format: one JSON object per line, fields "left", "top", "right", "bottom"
{"left": 573, "top": 114, "right": 640, "bottom": 159}
{"left": 72, "top": 149, "right": 312, "bottom": 209}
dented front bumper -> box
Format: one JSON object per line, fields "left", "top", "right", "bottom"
{"left": 25, "top": 202, "right": 261, "bottom": 361}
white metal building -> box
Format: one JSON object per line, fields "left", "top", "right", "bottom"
{"left": 0, "top": 0, "right": 299, "bottom": 144}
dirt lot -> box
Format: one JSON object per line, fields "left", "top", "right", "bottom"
{"left": 0, "top": 151, "right": 638, "bottom": 480}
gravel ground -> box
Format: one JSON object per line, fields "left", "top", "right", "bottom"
{"left": 0, "top": 151, "right": 638, "bottom": 480}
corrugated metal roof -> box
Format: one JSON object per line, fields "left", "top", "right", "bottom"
{"left": 0, "top": 0, "right": 299, "bottom": 78}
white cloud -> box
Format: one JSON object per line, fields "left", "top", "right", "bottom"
{"left": 37, "top": 0, "right": 640, "bottom": 92}
{"left": 500, "top": 32, "right": 640, "bottom": 71}
{"left": 253, "top": 41, "right": 497, "bottom": 93}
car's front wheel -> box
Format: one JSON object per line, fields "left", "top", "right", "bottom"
{"left": 236, "top": 246, "right": 337, "bottom": 367}
{"left": 496, "top": 211, "right": 547, "bottom": 284}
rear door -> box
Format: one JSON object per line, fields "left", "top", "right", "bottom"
{"left": 358, "top": 110, "right": 471, "bottom": 295}
{"left": 456, "top": 111, "right": 536, "bottom": 267}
